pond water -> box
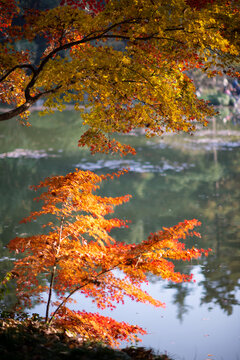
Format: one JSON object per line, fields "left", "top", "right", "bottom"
{"left": 0, "top": 109, "right": 240, "bottom": 360}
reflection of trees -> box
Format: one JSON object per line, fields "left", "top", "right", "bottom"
{"left": 166, "top": 282, "right": 193, "bottom": 322}
{"left": 199, "top": 172, "right": 240, "bottom": 314}
{"left": 200, "top": 259, "right": 239, "bottom": 315}
{"left": 198, "top": 118, "right": 240, "bottom": 314}
{"left": 148, "top": 264, "right": 195, "bottom": 322}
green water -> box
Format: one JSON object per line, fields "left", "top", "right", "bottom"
{"left": 0, "top": 110, "right": 240, "bottom": 359}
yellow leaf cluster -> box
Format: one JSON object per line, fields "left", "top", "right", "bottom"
{"left": 0, "top": 0, "right": 239, "bottom": 147}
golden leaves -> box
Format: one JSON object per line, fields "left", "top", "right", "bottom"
{"left": 1, "top": 0, "right": 240, "bottom": 139}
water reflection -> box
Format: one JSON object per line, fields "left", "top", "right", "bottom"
{"left": 0, "top": 109, "right": 240, "bottom": 357}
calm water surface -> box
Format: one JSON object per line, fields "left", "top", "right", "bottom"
{"left": 0, "top": 111, "right": 240, "bottom": 360}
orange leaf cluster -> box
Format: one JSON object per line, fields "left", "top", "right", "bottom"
{"left": 54, "top": 307, "right": 146, "bottom": 347}
{"left": 79, "top": 129, "right": 136, "bottom": 156}
{"left": 8, "top": 169, "right": 211, "bottom": 345}
{"left": 0, "top": 0, "right": 18, "bottom": 32}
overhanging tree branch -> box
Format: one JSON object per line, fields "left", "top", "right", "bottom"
{"left": 0, "top": 85, "right": 62, "bottom": 121}
{"left": 0, "top": 10, "right": 234, "bottom": 123}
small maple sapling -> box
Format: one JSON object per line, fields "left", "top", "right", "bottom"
{"left": 8, "top": 169, "right": 211, "bottom": 346}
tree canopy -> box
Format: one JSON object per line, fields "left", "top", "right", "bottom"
{"left": 1, "top": 0, "right": 240, "bottom": 154}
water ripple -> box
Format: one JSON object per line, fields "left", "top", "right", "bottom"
{"left": 76, "top": 159, "right": 193, "bottom": 174}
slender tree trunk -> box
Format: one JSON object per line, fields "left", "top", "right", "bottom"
{"left": 45, "top": 216, "right": 64, "bottom": 323}
{"left": 48, "top": 264, "right": 120, "bottom": 325}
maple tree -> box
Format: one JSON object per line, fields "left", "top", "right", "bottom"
{"left": 0, "top": 0, "right": 240, "bottom": 154}
{"left": 7, "top": 169, "right": 211, "bottom": 346}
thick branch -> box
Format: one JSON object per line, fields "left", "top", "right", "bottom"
{"left": 0, "top": 64, "right": 36, "bottom": 83}
{"left": 0, "top": 101, "right": 35, "bottom": 121}
{"left": 0, "top": 85, "right": 62, "bottom": 122}
{"left": 102, "top": 34, "right": 185, "bottom": 44}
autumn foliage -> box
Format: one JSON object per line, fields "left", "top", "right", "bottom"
{"left": 1, "top": 0, "right": 238, "bottom": 347}
{"left": 1, "top": 0, "right": 240, "bottom": 154}
{"left": 0, "top": 0, "right": 18, "bottom": 32}
{"left": 7, "top": 169, "right": 211, "bottom": 346}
